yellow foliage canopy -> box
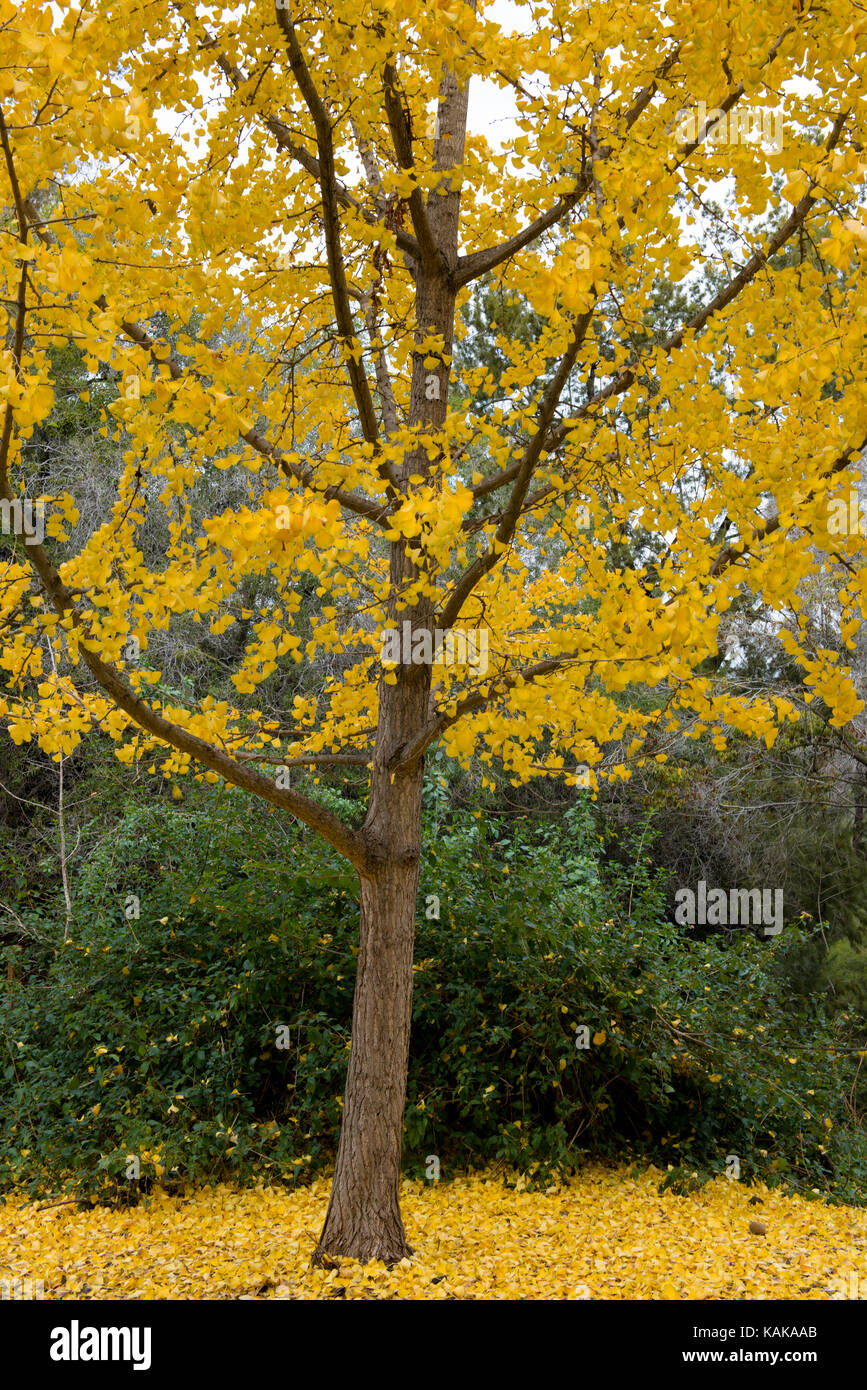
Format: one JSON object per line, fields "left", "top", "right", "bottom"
{"left": 0, "top": 0, "right": 864, "bottom": 844}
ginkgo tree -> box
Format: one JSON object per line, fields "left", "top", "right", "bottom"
{"left": 1, "top": 0, "right": 866, "bottom": 1261}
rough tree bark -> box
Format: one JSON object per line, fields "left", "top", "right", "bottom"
{"left": 314, "top": 669, "right": 428, "bottom": 1262}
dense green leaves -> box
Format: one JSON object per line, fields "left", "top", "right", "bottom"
{"left": 2, "top": 787, "right": 864, "bottom": 1205}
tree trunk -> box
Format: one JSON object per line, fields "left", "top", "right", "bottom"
{"left": 315, "top": 666, "right": 428, "bottom": 1264}
{"left": 315, "top": 53, "right": 470, "bottom": 1264}
{"left": 314, "top": 854, "right": 421, "bottom": 1263}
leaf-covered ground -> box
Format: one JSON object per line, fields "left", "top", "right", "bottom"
{"left": 2, "top": 1166, "right": 866, "bottom": 1300}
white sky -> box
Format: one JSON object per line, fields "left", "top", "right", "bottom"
{"left": 468, "top": 0, "right": 525, "bottom": 142}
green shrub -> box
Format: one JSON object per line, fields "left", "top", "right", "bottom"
{"left": 1, "top": 785, "right": 865, "bottom": 1205}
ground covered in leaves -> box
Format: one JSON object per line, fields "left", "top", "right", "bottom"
{"left": 2, "top": 1167, "right": 866, "bottom": 1300}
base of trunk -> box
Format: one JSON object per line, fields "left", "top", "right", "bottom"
{"left": 313, "top": 1211, "right": 413, "bottom": 1266}
{"left": 312, "top": 856, "right": 420, "bottom": 1265}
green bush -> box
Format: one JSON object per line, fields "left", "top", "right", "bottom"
{"left": 1, "top": 784, "right": 865, "bottom": 1204}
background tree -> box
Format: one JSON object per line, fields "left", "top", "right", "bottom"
{"left": 1, "top": 0, "right": 865, "bottom": 1260}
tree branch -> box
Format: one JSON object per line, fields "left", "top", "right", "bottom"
{"left": 3, "top": 524, "right": 371, "bottom": 867}
{"left": 274, "top": 6, "right": 402, "bottom": 496}
{"left": 707, "top": 432, "right": 867, "bottom": 580}
{"left": 171, "top": 0, "right": 421, "bottom": 262}
{"left": 453, "top": 45, "right": 682, "bottom": 288}
{"left": 470, "top": 111, "right": 849, "bottom": 511}
{"left": 0, "top": 110, "right": 368, "bottom": 873}
{"left": 381, "top": 57, "right": 441, "bottom": 276}
{"left": 393, "top": 651, "right": 593, "bottom": 771}
{"left": 20, "top": 182, "right": 391, "bottom": 527}
{"left": 113, "top": 312, "right": 392, "bottom": 526}
{"left": 439, "top": 306, "right": 595, "bottom": 628}
{"left": 232, "top": 752, "right": 371, "bottom": 767}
